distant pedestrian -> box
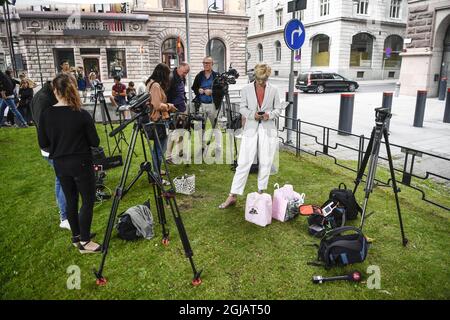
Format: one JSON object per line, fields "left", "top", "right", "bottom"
{"left": 18, "top": 80, "right": 34, "bottom": 125}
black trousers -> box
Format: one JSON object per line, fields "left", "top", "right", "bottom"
{"left": 54, "top": 157, "right": 96, "bottom": 242}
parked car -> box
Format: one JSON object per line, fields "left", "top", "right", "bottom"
{"left": 295, "top": 72, "right": 359, "bottom": 93}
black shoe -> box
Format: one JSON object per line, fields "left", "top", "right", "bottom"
{"left": 71, "top": 233, "right": 97, "bottom": 247}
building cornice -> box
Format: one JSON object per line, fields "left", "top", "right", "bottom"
{"left": 141, "top": 10, "right": 249, "bottom": 21}
{"left": 248, "top": 17, "right": 406, "bottom": 39}
{"left": 15, "top": 11, "right": 150, "bottom": 21}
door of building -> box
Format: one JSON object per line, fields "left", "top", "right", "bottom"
{"left": 83, "top": 58, "right": 101, "bottom": 81}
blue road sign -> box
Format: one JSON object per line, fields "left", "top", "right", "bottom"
{"left": 284, "top": 19, "right": 306, "bottom": 51}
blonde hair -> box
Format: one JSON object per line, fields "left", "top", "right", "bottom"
{"left": 254, "top": 63, "right": 271, "bottom": 81}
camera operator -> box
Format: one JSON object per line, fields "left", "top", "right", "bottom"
{"left": 38, "top": 73, "right": 101, "bottom": 253}
{"left": 219, "top": 64, "right": 282, "bottom": 209}
{"left": 146, "top": 63, "right": 177, "bottom": 176}
{"left": 166, "top": 62, "right": 190, "bottom": 163}
{"left": 192, "top": 57, "right": 219, "bottom": 152}
{"left": 109, "top": 76, "right": 127, "bottom": 109}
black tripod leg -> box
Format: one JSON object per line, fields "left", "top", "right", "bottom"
{"left": 166, "top": 196, "right": 202, "bottom": 285}
{"left": 153, "top": 182, "right": 169, "bottom": 243}
{"left": 383, "top": 129, "right": 408, "bottom": 246}
{"left": 94, "top": 123, "right": 140, "bottom": 285}
{"left": 353, "top": 128, "right": 376, "bottom": 194}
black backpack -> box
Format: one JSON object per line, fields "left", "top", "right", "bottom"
{"left": 329, "top": 183, "right": 362, "bottom": 220}
{"left": 314, "top": 226, "right": 369, "bottom": 269}
{"left": 117, "top": 212, "right": 139, "bottom": 241}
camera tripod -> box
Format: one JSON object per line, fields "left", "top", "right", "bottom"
{"left": 91, "top": 86, "right": 129, "bottom": 157}
{"left": 94, "top": 94, "right": 202, "bottom": 286}
{"left": 353, "top": 107, "right": 408, "bottom": 246}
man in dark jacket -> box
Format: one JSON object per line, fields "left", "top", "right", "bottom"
{"left": 30, "top": 81, "right": 69, "bottom": 230}
{"left": 166, "top": 63, "right": 190, "bottom": 162}
{"left": 0, "top": 70, "right": 28, "bottom": 127}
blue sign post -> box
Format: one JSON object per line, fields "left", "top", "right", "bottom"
{"left": 284, "top": 19, "right": 306, "bottom": 51}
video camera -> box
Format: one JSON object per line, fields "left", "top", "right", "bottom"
{"left": 375, "top": 107, "right": 392, "bottom": 124}
{"left": 92, "top": 79, "right": 104, "bottom": 92}
{"left": 128, "top": 92, "right": 150, "bottom": 113}
{"left": 214, "top": 64, "right": 240, "bottom": 88}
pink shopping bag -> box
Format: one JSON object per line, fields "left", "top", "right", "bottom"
{"left": 245, "top": 192, "right": 272, "bottom": 227}
{"left": 272, "top": 183, "right": 305, "bottom": 222}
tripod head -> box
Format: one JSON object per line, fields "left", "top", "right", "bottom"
{"left": 109, "top": 92, "right": 151, "bottom": 137}
{"left": 375, "top": 107, "right": 392, "bottom": 126}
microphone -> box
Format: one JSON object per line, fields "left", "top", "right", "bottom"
{"left": 312, "top": 271, "right": 362, "bottom": 284}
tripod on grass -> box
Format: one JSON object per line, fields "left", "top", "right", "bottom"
{"left": 91, "top": 83, "right": 129, "bottom": 157}
{"left": 353, "top": 107, "right": 408, "bottom": 246}
{"left": 93, "top": 93, "right": 202, "bottom": 286}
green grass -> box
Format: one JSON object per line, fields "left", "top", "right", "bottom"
{"left": 0, "top": 125, "right": 449, "bottom": 300}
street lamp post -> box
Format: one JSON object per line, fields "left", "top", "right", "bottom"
{"left": 206, "top": 1, "right": 218, "bottom": 56}
{"left": 28, "top": 26, "right": 43, "bottom": 88}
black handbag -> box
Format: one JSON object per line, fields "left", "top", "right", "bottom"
{"left": 314, "top": 226, "right": 369, "bottom": 269}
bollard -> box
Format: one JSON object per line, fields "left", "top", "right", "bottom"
{"left": 413, "top": 90, "right": 427, "bottom": 127}
{"left": 444, "top": 88, "right": 450, "bottom": 123}
{"left": 394, "top": 82, "right": 401, "bottom": 97}
{"left": 382, "top": 92, "right": 393, "bottom": 131}
{"left": 338, "top": 93, "right": 355, "bottom": 135}
{"left": 438, "top": 77, "right": 447, "bottom": 101}
{"left": 285, "top": 92, "right": 299, "bottom": 143}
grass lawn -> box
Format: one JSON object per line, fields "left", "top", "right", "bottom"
{"left": 0, "top": 124, "right": 449, "bottom": 300}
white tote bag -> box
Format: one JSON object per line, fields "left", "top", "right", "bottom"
{"left": 173, "top": 174, "right": 195, "bottom": 195}
{"left": 245, "top": 192, "right": 272, "bottom": 227}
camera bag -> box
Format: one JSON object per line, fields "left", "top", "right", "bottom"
{"left": 306, "top": 200, "right": 346, "bottom": 237}
{"left": 329, "top": 183, "right": 362, "bottom": 220}
{"left": 312, "top": 226, "right": 369, "bottom": 269}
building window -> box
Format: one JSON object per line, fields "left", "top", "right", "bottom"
{"left": 258, "top": 15, "right": 264, "bottom": 31}
{"left": 356, "top": 0, "right": 369, "bottom": 15}
{"left": 320, "top": 0, "right": 330, "bottom": 16}
{"left": 294, "top": 10, "right": 304, "bottom": 21}
{"left": 93, "top": 4, "right": 106, "bottom": 13}
{"left": 208, "top": 0, "right": 224, "bottom": 11}
{"left": 390, "top": 0, "right": 401, "bottom": 19}
{"left": 357, "top": 71, "right": 365, "bottom": 78}
{"left": 106, "top": 49, "right": 127, "bottom": 78}
{"left": 207, "top": 38, "right": 226, "bottom": 73}
{"left": 350, "top": 33, "right": 373, "bottom": 67}
{"left": 258, "top": 43, "right": 263, "bottom": 62}
{"left": 53, "top": 48, "right": 75, "bottom": 73}
{"left": 162, "top": 37, "right": 185, "bottom": 69}
{"left": 162, "top": 0, "right": 180, "bottom": 10}
{"left": 276, "top": 9, "right": 283, "bottom": 27}
{"left": 275, "top": 41, "right": 281, "bottom": 61}
{"left": 311, "top": 34, "right": 330, "bottom": 67}
{"left": 383, "top": 35, "right": 403, "bottom": 68}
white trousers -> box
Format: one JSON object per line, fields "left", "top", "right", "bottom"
{"left": 230, "top": 125, "right": 278, "bottom": 195}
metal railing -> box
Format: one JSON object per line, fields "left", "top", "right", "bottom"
{"left": 275, "top": 115, "right": 450, "bottom": 212}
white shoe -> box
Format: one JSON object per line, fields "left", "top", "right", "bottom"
{"left": 59, "top": 219, "right": 71, "bottom": 230}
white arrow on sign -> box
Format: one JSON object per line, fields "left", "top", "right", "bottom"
{"left": 291, "top": 26, "right": 303, "bottom": 45}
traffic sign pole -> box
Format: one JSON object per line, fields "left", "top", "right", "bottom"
{"left": 287, "top": 14, "right": 296, "bottom": 144}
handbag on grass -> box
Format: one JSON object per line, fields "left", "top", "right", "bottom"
{"left": 272, "top": 183, "right": 305, "bottom": 222}
{"left": 245, "top": 192, "right": 272, "bottom": 227}
{"left": 173, "top": 174, "right": 195, "bottom": 195}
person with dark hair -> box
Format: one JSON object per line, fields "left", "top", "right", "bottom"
{"left": 146, "top": 63, "right": 177, "bottom": 176}
{"left": 0, "top": 70, "right": 28, "bottom": 128}
{"left": 38, "top": 73, "right": 101, "bottom": 253}
{"left": 109, "top": 75, "right": 126, "bottom": 108}
{"left": 60, "top": 60, "right": 71, "bottom": 74}
{"left": 31, "top": 80, "right": 69, "bottom": 230}
{"left": 18, "top": 80, "right": 34, "bottom": 125}
{"left": 126, "top": 81, "right": 136, "bottom": 102}
{"left": 76, "top": 67, "right": 88, "bottom": 103}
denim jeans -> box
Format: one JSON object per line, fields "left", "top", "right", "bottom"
{"left": 0, "top": 97, "right": 27, "bottom": 126}
{"left": 151, "top": 134, "right": 168, "bottom": 174}
{"left": 45, "top": 157, "right": 68, "bottom": 221}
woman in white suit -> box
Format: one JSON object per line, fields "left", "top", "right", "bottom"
{"left": 219, "top": 64, "right": 282, "bottom": 209}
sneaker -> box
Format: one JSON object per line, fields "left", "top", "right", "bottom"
{"left": 59, "top": 219, "right": 71, "bottom": 230}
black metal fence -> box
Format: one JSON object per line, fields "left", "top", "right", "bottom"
{"left": 275, "top": 115, "right": 450, "bottom": 212}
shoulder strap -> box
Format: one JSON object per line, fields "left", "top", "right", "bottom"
{"left": 323, "top": 226, "right": 362, "bottom": 239}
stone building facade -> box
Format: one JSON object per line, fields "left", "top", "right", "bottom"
{"left": 0, "top": 1, "right": 248, "bottom": 87}
{"left": 399, "top": 0, "right": 450, "bottom": 96}
{"left": 246, "top": 0, "right": 407, "bottom": 81}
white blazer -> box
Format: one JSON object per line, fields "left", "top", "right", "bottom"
{"left": 239, "top": 82, "right": 283, "bottom": 135}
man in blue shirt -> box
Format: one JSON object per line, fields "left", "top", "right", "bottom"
{"left": 192, "top": 57, "right": 219, "bottom": 154}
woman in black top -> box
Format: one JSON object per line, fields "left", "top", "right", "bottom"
{"left": 38, "top": 73, "right": 101, "bottom": 253}
{"left": 18, "top": 80, "right": 34, "bottom": 125}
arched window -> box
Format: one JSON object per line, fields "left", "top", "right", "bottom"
{"left": 311, "top": 34, "right": 330, "bottom": 67}
{"left": 161, "top": 37, "right": 184, "bottom": 69}
{"left": 258, "top": 43, "right": 263, "bottom": 62}
{"left": 350, "top": 33, "right": 374, "bottom": 67}
{"left": 383, "top": 35, "right": 403, "bottom": 68}
{"left": 207, "top": 38, "right": 226, "bottom": 73}
{"left": 275, "top": 41, "right": 281, "bottom": 62}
